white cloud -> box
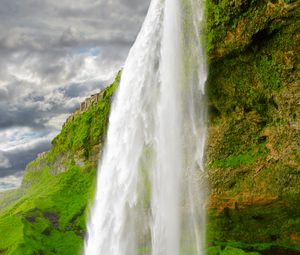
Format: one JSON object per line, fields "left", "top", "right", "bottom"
{"left": 0, "top": 152, "right": 11, "bottom": 168}
{"left": 0, "top": 172, "right": 23, "bottom": 191}
{"left": 70, "top": 54, "right": 119, "bottom": 84}
{"left": 0, "top": 0, "right": 150, "bottom": 179}
{"left": 47, "top": 113, "right": 70, "bottom": 130}
{"left": 0, "top": 127, "right": 55, "bottom": 152}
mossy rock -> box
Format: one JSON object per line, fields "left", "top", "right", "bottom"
{"left": 221, "top": 247, "right": 261, "bottom": 255}
{"left": 206, "top": 0, "right": 300, "bottom": 250}
{"left": 208, "top": 246, "right": 222, "bottom": 255}
{"left": 207, "top": 246, "right": 261, "bottom": 255}
{"left": 0, "top": 74, "right": 120, "bottom": 254}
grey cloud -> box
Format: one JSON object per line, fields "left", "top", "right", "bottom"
{"left": 0, "top": 105, "right": 45, "bottom": 129}
{"left": 62, "top": 81, "right": 105, "bottom": 98}
{"left": 0, "top": 152, "right": 11, "bottom": 169}
{"left": 0, "top": 172, "right": 23, "bottom": 191}
{"left": 0, "top": 83, "right": 84, "bottom": 130}
{"left": 0, "top": 0, "right": 150, "bottom": 181}
{"left": 58, "top": 27, "right": 81, "bottom": 48}
{"left": 0, "top": 0, "right": 149, "bottom": 53}
{"left": 0, "top": 138, "right": 51, "bottom": 178}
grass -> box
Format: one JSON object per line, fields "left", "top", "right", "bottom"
{"left": 0, "top": 73, "right": 120, "bottom": 255}
{"left": 0, "top": 0, "right": 299, "bottom": 253}
{"left": 0, "top": 166, "right": 96, "bottom": 255}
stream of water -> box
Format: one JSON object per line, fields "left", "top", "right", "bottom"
{"left": 84, "top": 0, "right": 207, "bottom": 254}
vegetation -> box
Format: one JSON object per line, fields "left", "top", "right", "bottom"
{"left": 0, "top": 74, "right": 120, "bottom": 255}
{"left": 206, "top": 0, "right": 300, "bottom": 253}
{"left": 0, "top": 0, "right": 299, "bottom": 254}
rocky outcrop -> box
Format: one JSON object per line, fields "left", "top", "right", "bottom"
{"left": 64, "top": 91, "right": 106, "bottom": 126}
{"left": 206, "top": 0, "right": 300, "bottom": 250}
{"left": 0, "top": 1, "right": 298, "bottom": 254}
{"left": 0, "top": 73, "right": 120, "bottom": 255}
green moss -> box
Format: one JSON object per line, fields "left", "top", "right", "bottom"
{"left": 0, "top": 73, "right": 120, "bottom": 254}
{"left": 205, "top": 0, "right": 299, "bottom": 58}
{"left": 221, "top": 246, "right": 260, "bottom": 255}
{"left": 207, "top": 0, "right": 300, "bottom": 251}
{"left": 49, "top": 72, "right": 120, "bottom": 162}
{"left": 0, "top": 216, "right": 23, "bottom": 252}
{"left": 0, "top": 166, "right": 96, "bottom": 254}
{"left": 207, "top": 246, "right": 222, "bottom": 255}
{"left": 207, "top": 246, "right": 262, "bottom": 255}
{"left": 0, "top": 0, "right": 298, "bottom": 253}
{"left": 210, "top": 142, "right": 267, "bottom": 168}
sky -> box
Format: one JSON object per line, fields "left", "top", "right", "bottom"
{"left": 0, "top": 0, "right": 150, "bottom": 191}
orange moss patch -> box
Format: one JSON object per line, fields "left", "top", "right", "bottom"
{"left": 209, "top": 193, "right": 279, "bottom": 212}
{"left": 290, "top": 233, "right": 300, "bottom": 244}
{"left": 283, "top": 51, "right": 295, "bottom": 70}
{"left": 224, "top": 31, "right": 235, "bottom": 44}
{"left": 262, "top": 128, "right": 280, "bottom": 161}
{"left": 212, "top": 47, "right": 226, "bottom": 58}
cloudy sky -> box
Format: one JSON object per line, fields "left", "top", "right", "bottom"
{"left": 0, "top": 0, "right": 150, "bottom": 190}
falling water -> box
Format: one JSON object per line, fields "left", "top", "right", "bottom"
{"left": 84, "top": 0, "right": 207, "bottom": 254}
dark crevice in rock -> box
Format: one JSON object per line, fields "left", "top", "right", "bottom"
{"left": 43, "top": 212, "right": 59, "bottom": 229}
{"left": 42, "top": 228, "right": 51, "bottom": 236}
{"left": 25, "top": 216, "right": 36, "bottom": 223}
{"left": 252, "top": 215, "right": 265, "bottom": 221}
{"left": 251, "top": 28, "right": 280, "bottom": 48}
{"left": 262, "top": 248, "right": 300, "bottom": 255}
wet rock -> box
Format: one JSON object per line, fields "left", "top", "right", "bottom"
{"left": 25, "top": 216, "right": 36, "bottom": 223}
{"left": 43, "top": 212, "right": 59, "bottom": 229}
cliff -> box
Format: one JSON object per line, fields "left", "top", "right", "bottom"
{"left": 205, "top": 0, "right": 299, "bottom": 253}
{"left": 0, "top": 72, "right": 120, "bottom": 255}
{"left": 0, "top": 1, "right": 299, "bottom": 254}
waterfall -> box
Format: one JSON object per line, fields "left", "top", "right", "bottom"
{"left": 84, "top": 0, "right": 207, "bottom": 254}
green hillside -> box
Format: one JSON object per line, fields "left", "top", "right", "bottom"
{"left": 0, "top": 73, "right": 120, "bottom": 255}
{"left": 0, "top": 1, "right": 299, "bottom": 254}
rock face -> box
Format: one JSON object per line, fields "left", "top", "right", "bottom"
{"left": 205, "top": 0, "right": 300, "bottom": 250}
{"left": 23, "top": 89, "right": 111, "bottom": 180}
{"left": 64, "top": 91, "right": 106, "bottom": 126}
{"left": 0, "top": 73, "right": 120, "bottom": 255}
{"left": 24, "top": 72, "right": 121, "bottom": 182}
{"left": 0, "top": 1, "right": 299, "bottom": 254}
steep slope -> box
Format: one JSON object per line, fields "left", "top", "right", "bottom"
{"left": 0, "top": 1, "right": 299, "bottom": 255}
{"left": 205, "top": 0, "right": 300, "bottom": 253}
{"left": 0, "top": 73, "right": 120, "bottom": 255}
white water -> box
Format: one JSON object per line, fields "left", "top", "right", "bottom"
{"left": 84, "top": 0, "right": 207, "bottom": 254}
